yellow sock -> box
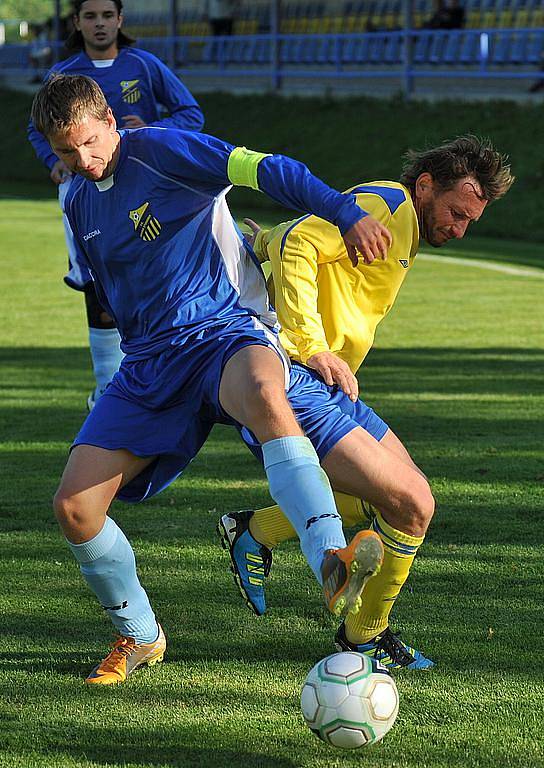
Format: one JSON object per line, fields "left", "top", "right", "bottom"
{"left": 249, "top": 491, "right": 367, "bottom": 549}
{"left": 345, "top": 510, "right": 424, "bottom": 644}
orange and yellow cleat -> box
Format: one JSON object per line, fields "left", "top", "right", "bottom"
{"left": 322, "top": 530, "right": 384, "bottom": 618}
{"left": 85, "top": 624, "right": 166, "bottom": 685}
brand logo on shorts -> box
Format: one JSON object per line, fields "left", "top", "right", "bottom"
{"left": 120, "top": 79, "right": 141, "bottom": 103}
{"left": 129, "top": 202, "right": 162, "bottom": 242}
{"left": 83, "top": 228, "right": 101, "bottom": 241}
{"left": 398, "top": 259, "right": 409, "bottom": 268}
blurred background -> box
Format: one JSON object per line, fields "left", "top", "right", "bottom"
{"left": 1, "top": 0, "right": 543, "bottom": 99}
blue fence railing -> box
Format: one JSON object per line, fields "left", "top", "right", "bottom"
{"left": 2, "top": 27, "right": 543, "bottom": 94}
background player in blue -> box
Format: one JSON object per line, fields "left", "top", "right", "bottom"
{"left": 27, "top": 0, "right": 204, "bottom": 410}
{"left": 31, "top": 73, "right": 393, "bottom": 685}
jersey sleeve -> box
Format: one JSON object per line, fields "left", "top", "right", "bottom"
{"left": 27, "top": 65, "right": 61, "bottom": 170}
{"left": 143, "top": 52, "right": 205, "bottom": 132}
{"left": 266, "top": 222, "right": 331, "bottom": 363}
{"left": 141, "top": 133, "right": 369, "bottom": 230}
{"left": 227, "top": 147, "right": 367, "bottom": 233}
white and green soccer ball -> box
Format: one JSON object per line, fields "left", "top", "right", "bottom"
{"left": 301, "top": 651, "right": 399, "bottom": 750}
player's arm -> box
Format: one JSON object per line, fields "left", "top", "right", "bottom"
{"left": 228, "top": 147, "right": 392, "bottom": 264}
{"left": 152, "top": 133, "right": 390, "bottom": 261}
{"left": 271, "top": 222, "right": 359, "bottom": 401}
{"left": 243, "top": 217, "right": 284, "bottom": 264}
{"left": 27, "top": 68, "right": 66, "bottom": 179}
{"left": 27, "top": 66, "right": 72, "bottom": 182}
{"left": 145, "top": 53, "right": 204, "bottom": 132}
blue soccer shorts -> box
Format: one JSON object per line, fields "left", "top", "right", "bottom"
{"left": 241, "top": 362, "right": 389, "bottom": 462}
{"left": 72, "top": 317, "right": 288, "bottom": 502}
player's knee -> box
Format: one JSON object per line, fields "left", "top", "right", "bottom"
{"left": 404, "top": 477, "right": 435, "bottom": 534}
{"left": 245, "top": 379, "right": 288, "bottom": 419}
{"left": 53, "top": 489, "right": 87, "bottom": 535}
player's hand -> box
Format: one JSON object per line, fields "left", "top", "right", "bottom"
{"left": 50, "top": 159, "right": 72, "bottom": 185}
{"left": 306, "top": 351, "right": 359, "bottom": 402}
{"left": 343, "top": 215, "right": 392, "bottom": 266}
{"left": 243, "top": 217, "right": 261, "bottom": 247}
{"left": 122, "top": 114, "right": 147, "bottom": 129}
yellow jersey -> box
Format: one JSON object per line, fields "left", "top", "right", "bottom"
{"left": 253, "top": 181, "right": 419, "bottom": 374}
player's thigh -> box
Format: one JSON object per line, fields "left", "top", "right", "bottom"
{"left": 380, "top": 428, "right": 427, "bottom": 479}
{"left": 219, "top": 344, "right": 298, "bottom": 438}
{"left": 322, "top": 427, "right": 432, "bottom": 524}
{"left": 55, "top": 445, "right": 155, "bottom": 538}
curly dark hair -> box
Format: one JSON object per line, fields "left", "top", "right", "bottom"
{"left": 400, "top": 135, "right": 514, "bottom": 202}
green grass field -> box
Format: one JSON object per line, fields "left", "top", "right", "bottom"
{"left": 0, "top": 198, "right": 543, "bottom": 768}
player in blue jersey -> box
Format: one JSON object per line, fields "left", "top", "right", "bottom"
{"left": 31, "top": 73, "right": 393, "bottom": 684}
{"left": 27, "top": 0, "right": 204, "bottom": 411}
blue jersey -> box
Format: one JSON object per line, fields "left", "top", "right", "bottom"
{"left": 27, "top": 46, "right": 204, "bottom": 170}
{"left": 63, "top": 128, "right": 367, "bottom": 361}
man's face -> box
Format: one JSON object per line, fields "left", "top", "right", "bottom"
{"left": 415, "top": 174, "right": 488, "bottom": 247}
{"left": 75, "top": 0, "right": 122, "bottom": 53}
{"left": 49, "top": 110, "right": 119, "bottom": 181}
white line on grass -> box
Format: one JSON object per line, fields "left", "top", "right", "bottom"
{"left": 419, "top": 252, "right": 544, "bottom": 279}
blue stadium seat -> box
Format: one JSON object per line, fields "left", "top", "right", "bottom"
{"left": 413, "top": 31, "right": 432, "bottom": 64}
{"left": 526, "top": 29, "right": 543, "bottom": 63}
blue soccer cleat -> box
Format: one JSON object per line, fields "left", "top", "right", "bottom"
{"left": 335, "top": 622, "right": 434, "bottom": 670}
{"left": 217, "top": 510, "right": 272, "bottom": 616}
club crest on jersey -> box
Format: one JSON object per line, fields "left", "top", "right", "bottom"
{"left": 398, "top": 259, "right": 409, "bottom": 268}
{"left": 120, "top": 79, "right": 141, "bottom": 104}
{"left": 129, "top": 202, "right": 162, "bottom": 242}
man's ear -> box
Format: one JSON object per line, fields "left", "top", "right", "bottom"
{"left": 415, "top": 172, "right": 434, "bottom": 201}
{"left": 107, "top": 107, "right": 117, "bottom": 132}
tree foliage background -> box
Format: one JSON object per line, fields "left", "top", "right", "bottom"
{"left": 0, "top": 1, "right": 72, "bottom": 22}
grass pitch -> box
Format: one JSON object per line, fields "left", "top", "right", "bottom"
{"left": 0, "top": 198, "right": 543, "bottom": 768}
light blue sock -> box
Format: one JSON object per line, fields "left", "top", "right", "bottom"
{"left": 262, "top": 436, "right": 345, "bottom": 583}
{"left": 88, "top": 327, "right": 124, "bottom": 400}
{"left": 67, "top": 517, "right": 158, "bottom": 644}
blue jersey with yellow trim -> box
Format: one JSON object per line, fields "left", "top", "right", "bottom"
{"left": 63, "top": 128, "right": 367, "bottom": 360}
{"left": 27, "top": 47, "right": 204, "bottom": 170}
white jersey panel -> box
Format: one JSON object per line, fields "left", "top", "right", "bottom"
{"left": 212, "top": 194, "right": 279, "bottom": 331}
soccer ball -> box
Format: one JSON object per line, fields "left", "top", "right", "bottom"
{"left": 301, "top": 652, "right": 399, "bottom": 750}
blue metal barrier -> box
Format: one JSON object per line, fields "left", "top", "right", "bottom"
{"left": 2, "top": 28, "right": 543, "bottom": 95}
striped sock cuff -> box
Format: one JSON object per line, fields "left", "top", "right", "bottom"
{"left": 371, "top": 512, "right": 424, "bottom": 558}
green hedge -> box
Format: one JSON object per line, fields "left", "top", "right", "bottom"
{"left": 5, "top": 87, "right": 544, "bottom": 240}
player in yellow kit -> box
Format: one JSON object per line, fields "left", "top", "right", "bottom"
{"left": 218, "top": 135, "right": 514, "bottom": 669}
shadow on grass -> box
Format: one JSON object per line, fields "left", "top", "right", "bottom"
{"left": 1, "top": 719, "right": 299, "bottom": 768}
{"left": 1, "top": 343, "right": 542, "bottom": 685}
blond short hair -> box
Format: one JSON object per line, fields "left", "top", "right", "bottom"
{"left": 31, "top": 74, "right": 109, "bottom": 137}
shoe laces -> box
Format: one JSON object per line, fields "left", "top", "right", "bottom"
{"left": 373, "top": 627, "right": 415, "bottom": 666}
{"left": 100, "top": 636, "right": 137, "bottom": 672}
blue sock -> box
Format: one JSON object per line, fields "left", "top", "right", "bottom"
{"left": 262, "top": 436, "right": 345, "bottom": 583}
{"left": 67, "top": 517, "right": 158, "bottom": 644}
{"left": 88, "top": 327, "right": 124, "bottom": 399}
